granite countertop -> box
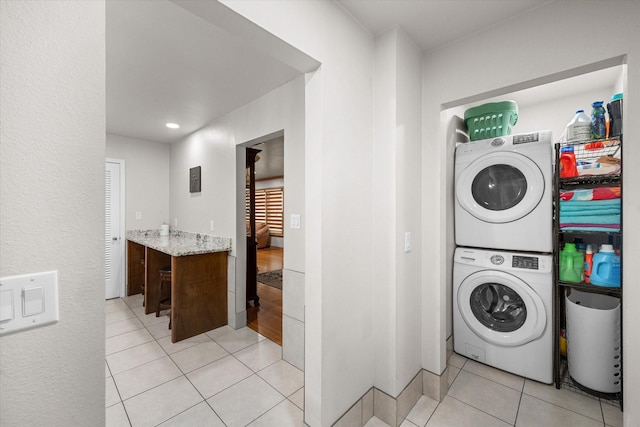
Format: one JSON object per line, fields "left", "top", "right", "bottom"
{"left": 126, "top": 230, "right": 232, "bottom": 257}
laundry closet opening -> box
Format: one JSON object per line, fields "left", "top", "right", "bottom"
{"left": 443, "top": 60, "right": 627, "bottom": 358}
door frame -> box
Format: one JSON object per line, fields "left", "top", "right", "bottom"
{"left": 106, "top": 157, "right": 126, "bottom": 298}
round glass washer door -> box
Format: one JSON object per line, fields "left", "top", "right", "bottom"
{"left": 456, "top": 151, "right": 545, "bottom": 223}
{"left": 457, "top": 270, "right": 546, "bottom": 347}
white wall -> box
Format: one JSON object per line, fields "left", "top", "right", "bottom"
{"left": 169, "top": 75, "right": 306, "bottom": 365}
{"left": 0, "top": 1, "right": 106, "bottom": 425}
{"left": 106, "top": 134, "right": 171, "bottom": 230}
{"left": 219, "top": 2, "right": 376, "bottom": 425}
{"left": 422, "top": 2, "right": 640, "bottom": 424}
{"left": 373, "top": 28, "right": 423, "bottom": 397}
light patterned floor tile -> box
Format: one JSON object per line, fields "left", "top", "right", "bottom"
{"left": 447, "top": 365, "right": 461, "bottom": 388}
{"left": 113, "top": 356, "right": 182, "bottom": 401}
{"left": 106, "top": 341, "right": 167, "bottom": 375}
{"left": 186, "top": 355, "right": 253, "bottom": 399}
{"left": 106, "top": 402, "right": 131, "bottom": 427}
{"left": 107, "top": 308, "right": 137, "bottom": 324}
{"left": 213, "top": 326, "right": 265, "bottom": 353}
{"left": 363, "top": 416, "right": 391, "bottom": 426}
{"left": 106, "top": 376, "right": 121, "bottom": 408}
{"left": 247, "top": 399, "right": 304, "bottom": 427}
{"left": 207, "top": 375, "right": 284, "bottom": 427}
{"left": 145, "top": 318, "right": 172, "bottom": 340}
{"left": 462, "top": 360, "right": 525, "bottom": 392}
{"left": 447, "top": 353, "right": 468, "bottom": 369}
{"left": 205, "top": 325, "right": 235, "bottom": 341}
{"left": 258, "top": 359, "right": 303, "bottom": 396}
{"left": 157, "top": 333, "right": 211, "bottom": 355}
{"left": 523, "top": 379, "right": 603, "bottom": 422}
{"left": 289, "top": 387, "right": 304, "bottom": 410}
{"left": 106, "top": 328, "right": 154, "bottom": 355}
{"left": 448, "top": 370, "right": 521, "bottom": 424}
{"left": 406, "top": 395, "right": 439, "bottom": 427}
{"left": 157, "top": 402, "right": 225, "bottom": 427}
{"left": 170, "top": 340, "right": 229, "bottom": 374}
{"left": 234, "top": 339, "right": 282, "bottom": 372}
{"left": 516, "top": 394, "right": 603, "bottom": 427}
{"left": 426, "top": 396, "right": 510, "bottom": 427}
{"left": 123, "top": 376, "right": 203, "bottom": 427}
{"left": 601, "top": 400, "right": 623, "bottom": 427}
{"left": 106, "top": 316, "right": 144, "bottom": 339}
{"left": 107, "top": 298, "right": 130, "bottom": 314}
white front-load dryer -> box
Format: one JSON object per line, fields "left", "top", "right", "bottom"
{"left": 453, "top": 247, "right": 552, "bottom": 383}
{"left": 455, "top": 130, "right": 553, "bottom": 252}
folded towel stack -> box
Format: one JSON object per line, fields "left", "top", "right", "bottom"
{"left": 560, "top": 189, "right": 620, "bottom": 232}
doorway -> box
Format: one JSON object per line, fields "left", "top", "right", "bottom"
{"left": 244, "top": 136, "right": 285, "bottom": 344}
{"left": 105, "top": 158, "right": 125, "bottom": 299}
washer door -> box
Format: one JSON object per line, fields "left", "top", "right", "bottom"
{"left": 457, "top": 270, "right": 546, "bottom": 347}
{"left": 456, "top": 151, "right": 544, "bottom": 223}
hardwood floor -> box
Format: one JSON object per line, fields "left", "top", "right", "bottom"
{"left": 248, "top": 246, "right": 283, "bottom": 345}
{"left": 256, "top": 246, "right": 283, "bottom": 273}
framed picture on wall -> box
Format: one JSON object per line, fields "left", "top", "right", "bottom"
{"left": 190, "top": 166, "right": 201, "bottom": 193}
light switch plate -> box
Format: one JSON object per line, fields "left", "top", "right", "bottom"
{"left": 404, "top": 232, "right": 411, "bottom": 253}
{"left": 290, "top": 214, "right": 301, "bottom": 229}
{"left": 0, "top": 271, "right": 58, "bottom": 336}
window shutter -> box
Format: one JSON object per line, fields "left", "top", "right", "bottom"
{"left": 245, "top": 186, "right": 284, "bottom": 237}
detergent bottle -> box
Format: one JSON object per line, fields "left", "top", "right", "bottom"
{"left": 559, "top": 243, "right": 584, "bottom": 283}
{"left": 589, "top": 244, "right": 621, "bottom": 287}
{"left": 584, "top": 244, "right": 594, "bottom": 283}
{"left": 566, "top": 109, "right": 591, "bottom": 142}
{"left": 559, "top": 146, "right": 578, "bottom": 178}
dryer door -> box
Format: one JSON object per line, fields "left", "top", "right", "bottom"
{"left": 457, "top": 270, "right": 546, "bottom": 346}
{"left": 456, "top": 151, "right": 544, "bottom": 223}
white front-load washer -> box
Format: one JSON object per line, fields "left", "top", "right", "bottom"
{"left": 453, "top": 247, "right": 552, "bottom": 384}
{"left": 455, "top": 130, "right": 553, "bottom": 252}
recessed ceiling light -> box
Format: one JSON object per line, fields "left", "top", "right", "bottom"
{"left": 166, "top": 123, "right": 180, "bottom": 129}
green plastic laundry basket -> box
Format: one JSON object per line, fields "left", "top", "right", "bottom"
{"left": 464, "top": 101, "right": 518, "bottom": 141}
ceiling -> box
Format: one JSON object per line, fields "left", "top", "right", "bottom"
{"left": 106, "top": 0, "right": 555, "bottom": 145}
{"left": 337, "top": 0, "right": 551, "bottom": 54}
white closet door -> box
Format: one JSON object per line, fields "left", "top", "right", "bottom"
{"left": 105, "top": 161, "right": 122, "bottom": 299}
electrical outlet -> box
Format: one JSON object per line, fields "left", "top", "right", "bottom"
{"left": 210, "top": 220, "right": 215, "bottom": 231}
{"left": 135, "top": 211, "right": 142, "bottom": 220}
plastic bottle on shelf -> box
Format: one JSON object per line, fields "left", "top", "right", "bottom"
{"left": 584, "top": 244, "right": 594, "bottom": 283}
{"left": 566, "top": 109, "right": 591, "bottom": 142}
{"left": 559, "top": 243, "right": 584, "bottom": 283}
{"left": 590, "top": 244, "right": 621, "bottom": 287}
{"left": 607, "top": 93, "right": 623, "bottom": 137}
{"left": 559, "top": 146, "right": 578, "bottom": 178}
{"left": 591, "top": 101, "right": 607, "bottom": 139}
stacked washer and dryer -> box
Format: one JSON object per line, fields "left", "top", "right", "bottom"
{"left": 453, "top": 130, "right": 554, "bottom": 384}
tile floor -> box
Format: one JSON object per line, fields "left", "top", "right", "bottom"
{"left": 105, "top": 295, "right": 304, "bottom": 427}
{"left": 106, "top": 295, "right": 623, "bottom": 427}
{"left": 365, "top": 352, "right": 623, "bottom": 427}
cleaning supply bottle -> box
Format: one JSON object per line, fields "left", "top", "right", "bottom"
{"left": 591, "top": 101, "right": 607, "bottom": 139}
{"left": 559, "top": 243, "right": 585, "bottom": 283}
{"left": 559, "top": 146, "right": 578, "bottom": 178}
{"left": 607, "top": 93, "right": 623, "bottom": 137}
{"left": 584, "top": 244, "right": 594, "bottom": 283}
{"left": 566, "top": 109, "right": 591, "bottom": 142}
{"left": 590, "top": 244, "right": 621, "bottom": 287}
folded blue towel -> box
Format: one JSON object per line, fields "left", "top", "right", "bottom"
{"left": 559, "top": 207, "right": 620, "bottom": 215}
{"left": 559, "top": 199, "right": 620, "bottom": 210}
{"left": 559, "top": 213, "right": 620, "bottom": 224}
{"left": 561, "top": 226, "right": 620, "bottom": 232}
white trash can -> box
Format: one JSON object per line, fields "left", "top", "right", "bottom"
{"left": 566, "top": 289, "right": 621, "bottom": 393}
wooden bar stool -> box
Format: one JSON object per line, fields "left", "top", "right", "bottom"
{"left": 156, "top": 266, "right": 172, "bottom": 329}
